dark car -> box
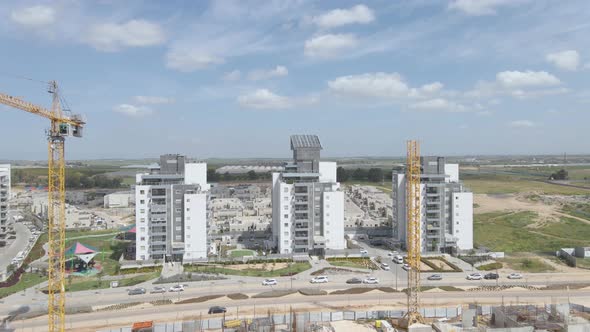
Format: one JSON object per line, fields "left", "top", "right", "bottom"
{"left": 208, "top": 306, "right": 227, "bottom": 314}
{"left": 484, "top": 273, "right": 499, "bottom": 280}
{"left": 346, "top": 277, "right": 363, "bottom": 284}
{"left": 127, "top": 288, "right": 146, "bottom": 295}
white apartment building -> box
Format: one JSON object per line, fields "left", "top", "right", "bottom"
{"left": 135, "top": 154, "right": 210, "bottom": 262}
{"left": 272, "top": 135, "right": 345, "bottom": 255}
{"left": 0, "top": 164, "right": 11, "bottom": 247}
{"left": 392, "top": 157, "right": 473, "bottom": 253}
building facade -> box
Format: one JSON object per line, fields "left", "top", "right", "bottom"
{"left": 135, "top": 155, "right": 210, "bottom": 262}
{"left": 392, "top": 157, "right": 473, "bottom": 253}
{"left": 0, "top": 164, "right": 11, "bottom": 247}
{"left": 272, "top": 135, "right": 345, "bottom": 255}
{"left": 104, "top": 191, "right": 134, "bottom": 208}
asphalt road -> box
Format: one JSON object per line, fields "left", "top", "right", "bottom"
{"left": 11, "top": 289, "right": 590, "bottom": 332}
{"left": 0, "top": 222, "right": 31, "bottom": 274}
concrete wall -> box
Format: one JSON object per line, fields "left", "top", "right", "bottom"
{"left": 319, "top": 162, "right": 337, "bottom": 183}
{"left": 183, "top": 193, "right": 207, "bottom": 260}
{"left": 135, "top": 185, "right": 150, "bottom": 260}
{"left": 452, "top": 192, "right": 474, "bottom": 250}
{"left": 184, "top": 163, "right": 208, "bottom": 189}
{"left": 444, "top": 163, "right": 459, "bottom": 183}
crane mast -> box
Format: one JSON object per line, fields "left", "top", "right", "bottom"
{"left": 0, "top": 81, "right": 84, "bottom": 332}
{"left": 405, "top": 140, "right": 425, "bottom": 326}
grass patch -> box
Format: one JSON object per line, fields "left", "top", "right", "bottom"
{"left": 464, "top": 175, "right": 590, "bottom": 195}
{"left": 474, "top": 211, "right": 589, "bottom": 252}
{"left": 402, "top": 286, "right": 435, "bottom": 294}
{"left": 252, "top": 290, "right": 296, "bottom": 298}
{"left": 499, "top": 257, "right": 555, "bottom": 273}
{"left": 227, "top": 293, "right": 249, "bottom": 300}
{"left": 439, "top": 286, "right": 464, "bottom": 292}
{"left": 60, "top": 272, "right": 159, "bottom": 292}
{"left": 311, "top": 267, "right": 364, "bottom": 276}
{"left": 477, "top": 262, "right": 503, "bottom": 271}
{"left": 229, "top": 250, "right": 255, "bottom": 258}
{"left": 327, "top": 257, "right": 377, "bottom": 270}
{"left": 299, "top": 289, "right": 327, "bottom": 296}
{"left": 330, "top": 288, "right": 377, "bottom": 295}
{"left": 184, "top": 262, "right": 311, "bottom": 277}
{"left": 176, "top": 295, "right": 223, "bottom": 304}
{"left": 0, "top": 273, "right": 45, "bottom": 299}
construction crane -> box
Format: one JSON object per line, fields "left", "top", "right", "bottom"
{"left": 404, "top": 140, "right": 425, "bottom": 327}
{"left": 0, "top": 81, "right": 85, "bottom": 332}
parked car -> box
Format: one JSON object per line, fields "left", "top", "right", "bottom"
{"left": 387, "top": 251, "right": 398, "bottom": 257}
{"left": 402, "top": 263, "right": 410, "bottom": 271}
{"left": 262, "top": 278, "right": 277, "bottom": 286}
{"left": 507, "top": 273, "right": 523, "bottom": 279}
{"left": 393, "top": 255, "right": 404, "bottom": 264}
{"left": 128, "top": 288, "right": 146, "bottom": 295}
{"left": 484, "top": 273, "right": 499, "bottom": 280}
{"left": 427, "top": 274, "right": 443, "bottom": 281}
{"left": 150, "top": 286, "right": 166, "bottom": 294}
{"left": 346, "top": 277, "right": 363, "bottom": 284}
{"left": 208, "top": 306, "right": 227, "bottom": 314}
{"left": 310, "top": 276, "right": 329, "bottom": 284}
{"left": 363, "top": 277, "right": 380, "bottom": 284}
{"left": 169, "top": 285, "right": 185, "bottom": 292}
{"left": 467, "top": 273, "right": 483, "bottom": 280}
{"left": 360, "top": 249, "right": 368, "bottom": 255}
{"left": 381, "top": 263, "right": 391, "bottom": 271}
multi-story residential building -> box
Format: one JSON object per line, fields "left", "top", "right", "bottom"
{"left": 135, "top": 154, "right": 210, "bottom": 262}
{"left": 271, "top": 135, "right": 345, "bottom": 255}
{"left": 392, "top": 157, "right": 473, "bottom": 253}
{"left": 0, "top": 164, "right": 11, "bottom": 247}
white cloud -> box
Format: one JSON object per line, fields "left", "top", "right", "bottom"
{"left": 448, "top": 0, "right": 524, "bottom": 16}
{"left": 238, "top": 89, "right": 293, "bottom": 110}
{"left": 328, "top": 72, "right": 410, "bottom": 98}
{"left": 409, "top": 98, "right": 468, "bottom": 112}
{"left": 223, "top": 70, "right": 242, "bottom": 81}
{"left": 420, "top": 82, "right": 444, "bottom": 93}
{"left": 312, "top": 4, "right": 375, "bottom": 29}
{"left": 477, "top": 110, "right": 493, "bottom": 116}
{"left": 85, "top": 20, "right": 165, "bottom": 51}
{"left": 133, "top": 96, "right": 174, "bottom": 104}
{"left": 496, "top": 70, "right": 561, "bottom": 88}
{"left": 248, "top": 65, "right": 288, "bottom": 81}
{"left": 165, "top": 47, "right": 224, "bottom": 72}
{"left": 304, "top": 34, "right": 358, "bottom": 59}
{"left": 546, "top": 50, "right": 580, "bottom": 71}
{"left": 508, "top": 120, "right": 536, "bottom": 128}
{"left": 113, "top": 104, "right": 152, "bottom": 116}
{"left": 10, "top": 5, "right": 55, "bottom": 27}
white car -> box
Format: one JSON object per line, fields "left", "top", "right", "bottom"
{"left": 466, "top": 273, "right": 483, "bottom": 280}
{"left": 360, "top": 249, "right": 368, "bottom": 255}
{"left": 169, "top": 285, "right": 185, "bottom": 292}
{"left": 393, "top": 255, "right": 404, "bottom": 264}
{"left": 507, "top": 273, "right": 523, "bottom": 279}
{"left": 310, "top": 276, "right": 329, "bottom": 284}
{"left": 262, "top": 278, "right": 277, "bottom": 286}
{"left": 363, "top": 277, "right": 380, "bottom": 284}
{"left": 402, "top": 263, "right": 411, "bottom": 271}
{"left": 381, "top": 263, "right": 391, "bottom": 271}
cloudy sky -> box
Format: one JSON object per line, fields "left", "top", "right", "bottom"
{"left": 0, "top": 0, "right": 589, "bottom": 160}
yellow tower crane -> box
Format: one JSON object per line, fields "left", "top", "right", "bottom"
{"left": 404, "top": 139, "right": 425, "bottom": 327}
{"left": 0, "top": 81, "right": 85, "bottom": 332}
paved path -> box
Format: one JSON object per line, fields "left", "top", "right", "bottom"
{"left": 0, "top": 223, "right": 31, "bottom": 274}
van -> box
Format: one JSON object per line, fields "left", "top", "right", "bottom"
{"left": 393, "top": 255, "right": 404, "bottom": 264}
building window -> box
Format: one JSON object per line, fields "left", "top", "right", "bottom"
{"left": 187, "top": 244, "right": 191, "bottom": 248}
{"left": 284, "top": 232, "right": 289, "bottom": 236}
{"left": 186, "top": 208, "right": 190, "bottom": 212}
{"left": 175, "top": 199, "right": 181, "bottom": 204}
{"left": 284, "top": 240, "right": 288, "bottom": 244}
{"left": 284, "top": 223, "right": 288, "bottom": 227}
{"left": 326, "top": 204, "right": 330, "bottom": 208}
{"left": 140, "top": 200, "right": 145, "bottom": 204}
{"left": 140, "top": 218, "right": 145, "bottom": 223}
{"left": 140, "top": 227, "right": 145, "bottom": 232}
{"left": 187, "top": 234, "right": 191, "bottom": 239}
{"left": 140, "top": 237, "right": 145, "bottom": 241}
{"left": 140, "top": 209, "right": 145, "bottom": 213}
{"left": 283, "top": 196, "right": 289, "bottom": 201}
{"left": 284, "top": 187, "right": 289, "bottom": 193}
{"left": 284, "top": 214, "right": 288, "bottom": 219}
{"left": 187, "top": 198, "right": 190, "bottom": 202}
{"left": 175, "top": 190, "right": 181, "bottom": 194}
{"left": 186, "top": 216, "right": 191, "bottom": 221}
{"left": 140, "top": 246, "right": 145, "bottom": 250}
{"left": 187, "top": 225, "right": 191, "bottom": 230}
{"left": 283, "top": 205, "right": 288, "bottom": 210}
{"left": 456, "top": 213, "right": 459, "bottom": 216}
{"left": 326, "top": 213, "right": 330, "bottom": 217}
{"left": 175, "top": 208, "right": 181, "bottom": 213}
{"left": 326, "top": 196, "right": 330, "bottom": 200}
{"left": 175, "top": 235, "right": 182, "bottom": 240}
{"left": 140, "top": 190, "right": 145, "bottom": 195}
{"left": 175, "top": 217, "right": 181, "bottom": 222}
{"left": 176, "top": 226, "right": 181, "bottom": 231}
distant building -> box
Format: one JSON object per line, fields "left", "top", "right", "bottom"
{"left": 271, "top": 135, "right": 345, "bottom": 255}
{"left": 0, "top": 164, "right": 11, "bottom": 247}
{"left": 135, "top": 154, "right": 210, "bottom": 262}
{"left": 392, "top": 157, "right": 473, "bottom": 252}
{"left": 104, "top": 191, "right": 134, "bottom": 208}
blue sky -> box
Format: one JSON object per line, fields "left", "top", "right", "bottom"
{"left": 0, "top": 0, "right": 589, "bottom": 160}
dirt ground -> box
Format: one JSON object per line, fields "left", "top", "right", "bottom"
{"left": 474, "top": 193, "right": 590, "bottom": 225}
{"left": 428, "top": 258, "right": 457, "bottom": 271}
{"left": 224, "top": 263, "right": 290, "bottom": 270}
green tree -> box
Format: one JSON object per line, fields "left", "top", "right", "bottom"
{"left": 247, "top": 170, "right": 258, "bottom": 180}
{"left": 367, "top": 168, "right": 384, "bottom": 182}
{"left": 352, "top": 168, "right": 368, "bottom": 181}
{"left": 337, "top": 167, "right": 349, "bottom": 182}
